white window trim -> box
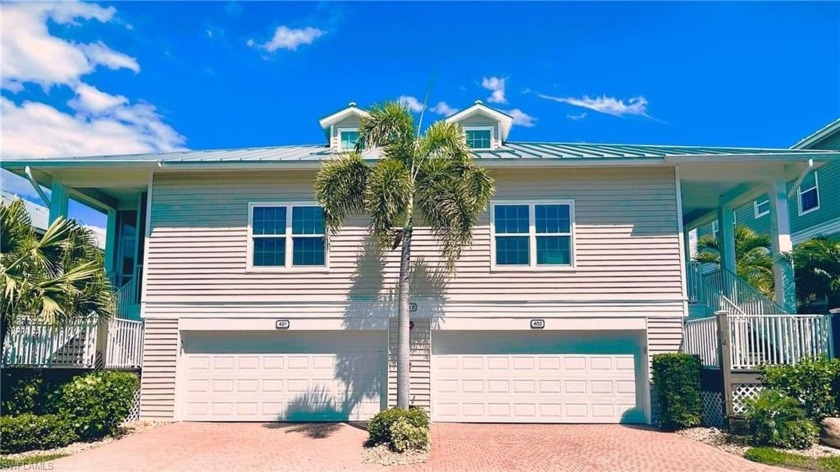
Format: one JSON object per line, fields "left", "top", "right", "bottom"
{"left": 711, "top": 220, "right": 719, "bottom": 239}
{"left": 246, "top": 202, "right": 330, "bottom": 272}
{"left": 337, "top": 127, "right": 360, "bottom": 151}
{"left": 797, "top": 171, "right": 820, "bottom": 216}
{"left": 464, "top": 126, "right": 494, "bottom": 151}
{"left": 753, "top": 197, "right": 769, "bottom": 219}
{"left": 490, "top": 200, "right": 576, "bottom": 271}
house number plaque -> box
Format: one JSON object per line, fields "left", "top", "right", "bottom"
{"left": 275, "top": 320, "right": 290, "bottom": 330}
{"left": 530, "top": 319, "right": 545, "bottom": 329}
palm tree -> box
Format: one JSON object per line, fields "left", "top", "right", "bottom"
{"left": 791, "top": 236, "right": 840, "bottom": 310}
{"left": 0, "top": 198, "right": 115, "bottom": 345}
{"left": 696, "top": 225, "right": 774, "bottom": 297}
{"left": 315, "top": 101, "right": 494, "bottom": 408}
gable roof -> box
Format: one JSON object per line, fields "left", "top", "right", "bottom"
{"left": 445, "top": 101, "right": 514, "bottom": 142}
{"left": 792, "top": 118, "right": 840, "bottom": 149}
{"left": 318, "top": 103, "right": 370, "bottom": 129}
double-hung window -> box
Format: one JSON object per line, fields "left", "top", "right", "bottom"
{"left": 250, "top": 204, "right": 326, "bottom": 269}
{"left": 465, "top": 127, "right": 493, "bottom": 150}
{"left": 492, "top": 202, "right": 574, "bottom": 268}
{"left": 798, "top": 171, "right": 820, "bottom": 215}
{"left": 338, "top": 128, "right": 360, "bottom": 151}
{"left": 753, "top": 195, "right": 769, "bottom": 218}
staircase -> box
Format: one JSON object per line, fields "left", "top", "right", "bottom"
{"left": 684, "top": 264, "right": 834, "bottom": 369}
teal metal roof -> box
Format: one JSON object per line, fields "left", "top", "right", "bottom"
{"left": 3, "top": 142, "right": 839, "bottom": 167}
{"left": 792, "top": 118, "right": 840, "bottom": 149}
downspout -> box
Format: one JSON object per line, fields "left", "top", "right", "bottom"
{"left": 24, "top": 166, "right": 51, "bottom": 207}
{"left": 787, "top": 158, "right": 814, "bottom": 198}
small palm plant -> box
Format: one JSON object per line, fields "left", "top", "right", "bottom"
{"left": 0, "top": 199, "right": 114, "bottom": 345}
{"left": 791, "top": 236, "right": 840, "bottom": 309}
{"left": 696, "top": 225, "right": 774, "bottom": 297}
{"left": 315, "top": 101, "right": 494, "bottom": 408}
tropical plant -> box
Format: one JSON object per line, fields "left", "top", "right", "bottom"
{"left": 790, "top": 236, "right": 840, "bottom": 310}
{"left": 0, "top": 199, "right": 114, "bottom": 345}
{"left": 696, "top": 225, "right": 774, "bottom": 296}
{"left": 743, "top": 390, "right": 819, "bottom": 450}
{"left": 315, "top": 101, "right": 494, "bottom": 408}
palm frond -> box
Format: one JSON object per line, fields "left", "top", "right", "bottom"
{"left": 358, "top": 101, "right": 416, "bottom": 151}
{"left": 416, "top": 121, "right": 470, "bottom": 166}
{"left": 315, "top": 153, "right": 371, "bottom": 237}
{"left": 364, "top": 159, "right": 413, "bottom": 245}
{"left": 0, "top": 199, "right": 33, "bottom": 256}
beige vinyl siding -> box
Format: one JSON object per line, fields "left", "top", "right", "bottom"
{"left": 139, "top": 318, "right": 179, "bottom": 419}
{"left": 646, "top": 316, "right": 684, "bottom": 422}
{"left": 387, "top": 318, "right": 431, "bottom": 410}
{"left": 145, "top": 167, "right": 683, "bottom": 306}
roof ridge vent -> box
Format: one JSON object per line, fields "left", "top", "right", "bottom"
{"left": 474, "top": 99, "right": 483, "bottom": 105}
{"left": 348, "top": 101, "right": 357, "bottom": 107}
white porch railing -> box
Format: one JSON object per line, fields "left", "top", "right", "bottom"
{"left": 105, "top": 319, "right": 144, "bottom": 369}
{"left": 686, "top": 261, "right": 704, "bottom": 304}
{"left": 2, "top": 317, "right": 98, "bottom": 368}
{"left": 729, "top": 314, "right": 834, "bottom": 370}
{"left": 683, "top": 313, "right": 834, "bottom": 370}
{"left": 703, "top": 268, "right": 788, "bottom": 315}
{"left": 683, "top": 317, "right": 719, "bottom": 368}
{"left": 116, "top": 278, "right": 137, "bottom": 321}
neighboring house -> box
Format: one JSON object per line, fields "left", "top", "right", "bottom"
{"left": 1, "top": 189, "right": 107, "bottom": 248}
{"left": 2, "top": 101, "right": 838, "bottom": 425}
{"left": 695, "top": 118, "right": 840, "bottom": 246}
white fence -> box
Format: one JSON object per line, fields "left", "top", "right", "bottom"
{"left": 683, "top": 313, "right": 834, "bottom": 370}
{"left": 729, "top": 314, "right": 834, "bottom": 370}
{"left": 2, "top": 317, "right": 144, "bottom": 369}
{"left": 2, "top": 318, "right": 98, "bottom": 368}
{"left": 684, "top": 317, "right": 720, "bottom": 368}
{"left": 105, "top": 319, "right": 144, "bottom": 369}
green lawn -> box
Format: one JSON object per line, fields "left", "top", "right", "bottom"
{"left": 0, "top": 453, "right": 68, "bottom": 470}
{"left": 745, "top": 447, "right": 840, "bottom": 472}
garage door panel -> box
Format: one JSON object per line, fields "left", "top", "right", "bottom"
{"left": 181, "top": 331, "right": 385, "bottom": 422}
{"left": 431, "top": 331, "right": 646, "bottom": 424}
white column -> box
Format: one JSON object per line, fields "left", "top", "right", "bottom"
{"left": 48, "top": 181, "right": 69, "bottom": 223}
{"left": 768, "top": 178, "right": 796, "bottom": 313}
{"left": 716, "top": 203, "right": 736, "bottom": 273}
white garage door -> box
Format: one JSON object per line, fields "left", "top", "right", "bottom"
{"left": 431, "top": 331, "right": 646, "bottom": 423}
{"left": 181, "top": 331, "right": 386, "bottom": 421}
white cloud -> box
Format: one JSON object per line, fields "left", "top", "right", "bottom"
{"left": 0, "top": 2, "right": 137, "bottom": 90}
{"left": 430, "top": 101, "right": 457, "bottom": 116}
{"left": 504, "top": 108, "right": 537, "bottom": 127}
{"left": 398, "top": 95, "right": 425, "bottom": 113}
{"left": 251, "top": 26, "right": 325, "bottom": 52}
{"left": 539, "top": 93, "right": 650, "bottom": 118}
{"left": 567, "top": 112, "right": 588, "bottom": 121}
{"left": 481, "top": 76, "right": 507, "bottom": 104}
{"left": 0, "top": 2, "right": 186, "bottom": 160}
{"left": 1, "top": 97, "right": 186, "bottom": 159}
{"left": 78, "top": 42, "right": 140, "bottom": 73}
{"left": 68, "top": 84, "right": 128, "bottom": 114}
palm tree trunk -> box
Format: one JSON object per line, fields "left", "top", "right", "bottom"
{"left": 397, "top": 224, "right": 412, "bottom": 409}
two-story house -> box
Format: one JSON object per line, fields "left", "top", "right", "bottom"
{"left": 3, "top": 102, "right": 838, "bottom": 425}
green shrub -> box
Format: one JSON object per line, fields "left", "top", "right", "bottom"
{"left": 0, "top": 414, "right": 77, "bottom": 454}
{"left": 651, "top": 353, "right": 702, "bottom": 430}
{"left": 761, "top": 357, "right": 840, "bottom": 421}
{"left": 368, "top": 407, "right": 430, "bottom": 447}
{"left": 1, "top": 371, "right": 44, "bottom": 416}
{"left": 51, "top": 371, "right": 139, "bottom": 440}
{"left": 743, "top": 390, "right": 818, "bottom": 450}
{"left": 389, "top": 417, "right": 430, "bottom": 452}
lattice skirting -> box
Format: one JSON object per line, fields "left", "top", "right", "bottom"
{"left": 700, "top": 390, "right": 724, "bottom": 427}
{"left": 125, "top": 388, "right": 141, "bottom": 422}
{"left": 732, "top": 383, "right": 764, "bottom": 415}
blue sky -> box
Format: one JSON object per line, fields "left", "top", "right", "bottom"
{"left": 1, "top": 1, "right": 839, "bottom": 228}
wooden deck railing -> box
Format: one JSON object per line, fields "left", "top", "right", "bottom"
{"left": 2, "top": 317, "right": 144, "bottom": 369}
{"left": 104, "top": 319, "right": 144, "bottom": 369}
{"left": 683, "top": 312, "right": 834, "bottom": 370}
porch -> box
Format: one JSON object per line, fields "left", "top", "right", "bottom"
{"left": 2, "top": 168, "right": 149, "bottom": 370}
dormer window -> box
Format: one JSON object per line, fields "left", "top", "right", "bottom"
{"left": 339, "top": 128, "right": 360, "bottom": 151}
{"left": 465, "top": 127, "right": 493, "bottom": 150}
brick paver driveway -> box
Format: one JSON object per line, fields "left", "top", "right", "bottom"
{"left": 48, "top": 422, "right": 778, "bottom": 472}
